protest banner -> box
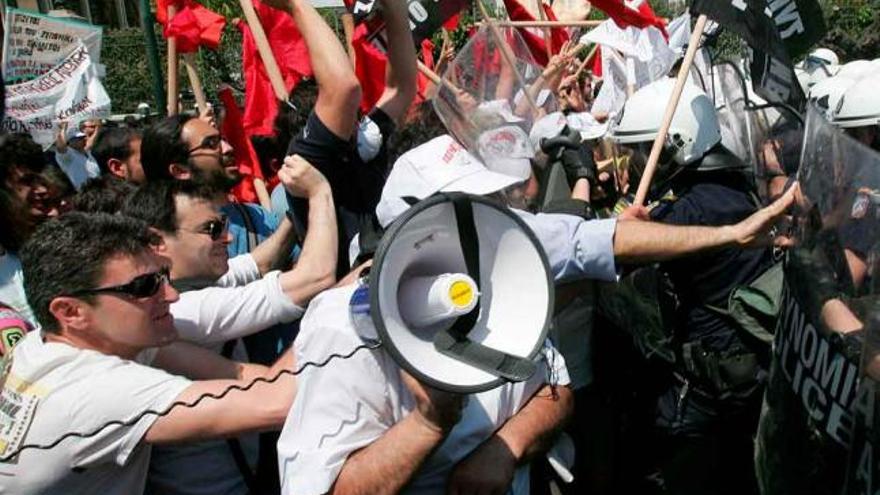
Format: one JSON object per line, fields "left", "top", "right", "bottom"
{"left": 1, "top": 43, "right": 111, "bottom": 148}
{"left": 1, "top": 7, "right": 102, "bottom": 83}
{"left": 690, "top": 0, "right": 807, "bottom": 110}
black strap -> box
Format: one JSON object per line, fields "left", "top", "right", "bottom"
{"left": 432, "top": 194, "right": 537, "bottom": 382}
{"left": 231, "top": 202, "right": 259, "bottom": 253}
{"left": 447, "top": 196, "right": 481, "bottom": 339}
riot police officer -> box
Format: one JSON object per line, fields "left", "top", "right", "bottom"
{"left": 609, "top": 77, "right": 774, "bottom": 495}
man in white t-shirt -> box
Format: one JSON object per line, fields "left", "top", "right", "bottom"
{"left": 54, "top": 123, "right": 101, "bottom": 190}
{"left": 0, "top": 212, "right": 298, "bottom": 494}
{"left": 121, "top": 156, "right": 336, "bottom": 495}
{"left": 277, "top": 283, "right": 572, "bottom": 495}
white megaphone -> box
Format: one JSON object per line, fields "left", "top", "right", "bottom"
{"left": 349, "top": 193, "right": 554, "bottom": 393}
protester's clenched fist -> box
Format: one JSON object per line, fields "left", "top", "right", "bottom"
{"left": 279, "top": 154, "right": 329, "bottom": 198}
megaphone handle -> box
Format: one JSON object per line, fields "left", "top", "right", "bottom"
{"left": 434, "top": 330, "right": 538, "bottom": 382}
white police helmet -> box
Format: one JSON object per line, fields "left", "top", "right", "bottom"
{"left": 837, "top": 60, "right": 874, "bottom": 80}
{"left": 808, "top": 75, "right": 856, "bottom": 119}
{"left": 830, "top": 73, "right": 880, "bottom": 129}
{"left": 807, "top": 48, "right": 840, "bottom": 68}
{"left": 609, "top": 77, "right": 721, "bottom": 166}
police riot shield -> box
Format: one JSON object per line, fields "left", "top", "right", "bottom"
{"left": 708, "top": 61, "right": 804, "bottom": 204}
{"left": 432, "top": 25, "right": 557, "bottom": 178}
{"left": 756, "top": 104, "right": 880, "bottom": 495}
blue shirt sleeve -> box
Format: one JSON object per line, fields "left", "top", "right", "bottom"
{"left": 515, "top": 210, "right": 618, "bottom": 283}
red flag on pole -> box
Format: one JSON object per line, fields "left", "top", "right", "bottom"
{"left": 220, "top": 87, "right": 266, "bottom": 204}
{"left": 240, "top": 0, "right": 313, "bottom": 137}
{"left": 501, "top": 0, "right": 569, "bottom": 66}
{"left": 590, "top": 0, "right": 667, "bottom": 35}
{"left": 159, "top": 0, "right": 226, "bottom": 52}
{"left": 351, "top": 25, "right": 435, "bottom": 113}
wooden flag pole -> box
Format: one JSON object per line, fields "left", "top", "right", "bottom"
{"left": 166, "top": 4, "right": 179, "bottom": 115}
{"left": 238, "top": 0, "right": 288, "bottom": 101}
{"left": 632, "top": 14, "right": 708, "bottom": 207}
{"left": 237, "top": 0, "right": 282, "bottom": 212}
{"left": 476, "top": 20, "right": 602, "bottom": 28}
{"left": 533, "top": 0, "right": 552, "bottom": 62}
{"left": 476, "top": 0, "right": 539, "bottom": 115}
{"left": 574, "top": 43, "right": 598, "bottom": 79}
{"left": 182, "top": 53, "right": 208, "bottom": 115}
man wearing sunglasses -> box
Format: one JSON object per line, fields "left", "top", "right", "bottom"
{"left": 0, "top": 212, "right": 298, "bottom": 494}
{"left": 122, "top": 156, "right": 336, "bottom": 495}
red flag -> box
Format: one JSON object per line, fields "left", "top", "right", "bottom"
{"left": 351, "top": 25, "right": 435, "bottom": 114}
{"left": 155, "top": 0, "right": 182, "bottom": 25}
{"left": 442, "top": 13, "right": 460, "bottom": 30}
{"left": 240, "top": 0, "right": 312, "bottom": 137}
{"left": 501, "top": 0, "right": 568, "bottom": 66}
{"left": 591, "top": 45, "right": 603, "bottom": 77}
{"left": 589, "top": 0, "right": 667, "bottom": 36}
{"left": 220, "top": 87, "right": 265, "bottom": 204}
{"left": 161, "top": 0, "right": 226, "bottom": 53}
{"left": 253, "top": 0, "right": 312, "bottom": 85}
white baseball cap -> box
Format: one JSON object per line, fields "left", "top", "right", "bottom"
{"left": 376, "top": 135, "right": 525, "bottom": 228}
{"left": 476, "top": 125, "right": 534, "bottom": 180}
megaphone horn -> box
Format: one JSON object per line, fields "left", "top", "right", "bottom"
{"left": 356, "top": 192, "right": 554, "bottom": 393}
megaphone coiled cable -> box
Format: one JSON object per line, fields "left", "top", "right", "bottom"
{"left": 0, "top": 340, "right": 383, "bottom": 463}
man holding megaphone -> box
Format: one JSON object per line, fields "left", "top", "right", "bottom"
{"left": 276, "top": 133, "right": 795, "bottom": 495}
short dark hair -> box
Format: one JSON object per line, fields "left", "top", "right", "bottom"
{"left": 386, "top": 101, "right": 447, "bottom": 164}
{"left": 141, "top": 114, "right": 195, "bottom": 181}
{"left": 0, "top": 132, "right": 46, "bottom": 186}
{"left": 21, "top": 212, "right": 156, "bottom": 333}
{"left": 73, "top": 175, "right": 136, "bottom": 214}
{"left": 122, "top": 180, "right": 217, "bottom": 232}
{"left": 92, "top": 127, "right": 142, "bottom": 176}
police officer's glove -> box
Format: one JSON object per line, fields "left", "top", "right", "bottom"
{"left": 541, "top": 127, "right": 596, "bottom": 188}
{"left": 560, "top": 143, "right": 597, "bottom": 187}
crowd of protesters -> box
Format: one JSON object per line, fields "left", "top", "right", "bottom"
{"left": 1, "top": 0, "right": 879, "bottom": 494}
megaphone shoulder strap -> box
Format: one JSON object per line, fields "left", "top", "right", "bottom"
{"left": 433, "top": 194, "right": 537, "bottom": 383}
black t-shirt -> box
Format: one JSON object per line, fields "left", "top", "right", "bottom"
{"left": 650, "top": 170, "right": 773, "bottom": 354}
{"left": 285, "top": 108, "right": 396, "bottom": 275}
{"left": 286, "top": 108, "right": 395, "bottom": 214}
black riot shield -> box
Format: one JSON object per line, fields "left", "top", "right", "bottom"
{"left": 756, "top": 104, "right": 880, "bottom": 495}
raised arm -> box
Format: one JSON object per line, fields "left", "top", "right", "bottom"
{"left": 372, "top": 0, "right": 418, "bottom": 124}
{"left": 277, "top": 154, "right": 338, "bottom": 305}
{"left": 267, "top": 0, "right": 361, "bottom": 138}
{"left": 248, "top": 215, "right": 299, "bottom": 275}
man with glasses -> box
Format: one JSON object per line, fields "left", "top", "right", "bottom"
{"left": 0, "top": 212, "right": 299, "bottom": 494}
{"left": 122, "top": 157, "right": 336, "bottom": 495}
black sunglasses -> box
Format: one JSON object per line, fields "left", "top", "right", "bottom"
{"left": 69, "top": 267, "right": 171, "bottom": 299}
{"left": 181, "top": 215, "right": 229, "bottom": 241}
{"left": 188, "top": 134, "right": 223, "bottom": 154}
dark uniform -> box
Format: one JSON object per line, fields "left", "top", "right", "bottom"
{"left": 650, "top": 164, "right": 773, "bottom": 495}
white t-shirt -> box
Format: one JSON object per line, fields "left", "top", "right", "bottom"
{"left": 148, "top": 260, "right": 302, "bottom": 495}
{"left": 276, "top": 285, "right": 570, "bottom": 495}
{"left": 0, "top": 251, "right": 35, "bottom": 326}
{"left": 215, "top": 254, "right": 261, "bottom": 288}
{"left": 0, "top": 332, "right": 190, "bottom": 495}
{"left": 54, "top": 148, "right": 100, "bottom": 190}
{"left": 171, "top": 269, "right": 304, "bottom": 350}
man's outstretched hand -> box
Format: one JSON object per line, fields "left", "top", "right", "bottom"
{"left": 731, "top": 182, "right": 798, "bottom": 248}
